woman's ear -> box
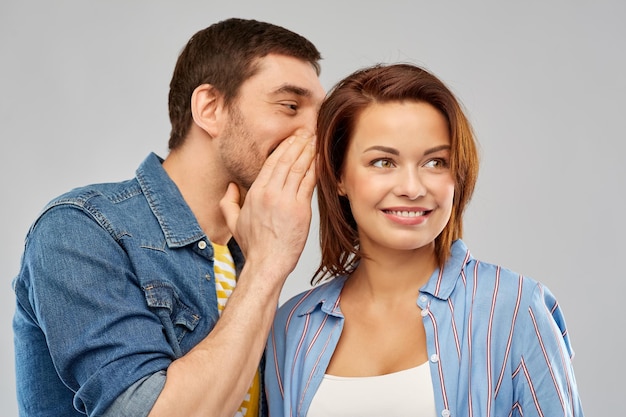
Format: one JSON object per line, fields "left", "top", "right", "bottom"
{"left": 190, "top": 84, "right": 225, "bottom": 137}
{"left": 337, "top": 177, "right": 347, "bottom": 196}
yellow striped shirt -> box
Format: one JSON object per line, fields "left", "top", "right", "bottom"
{"left": 213, "top": 243, "right": 260, "bottom": 417}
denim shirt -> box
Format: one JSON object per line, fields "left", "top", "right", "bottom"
{"left": 12, "top": 153, "right": 264, "bottom": 416}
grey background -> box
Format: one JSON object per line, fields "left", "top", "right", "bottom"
{"left": 1, "top": 1, "right": 623, "bottom": 415}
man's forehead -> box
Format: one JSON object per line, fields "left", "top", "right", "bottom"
{"left": 270, "top": 83, "right": 314, "bottom": 98}
{"left": 246, "top": 54, "right": 321, "bottom": 91}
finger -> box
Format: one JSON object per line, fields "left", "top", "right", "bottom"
{"left": 282, "top": 136, "right": 316, "bottom": 197}
{"left": 296, "top": 155, "right": 317, "bottom": 202}
{"left": 264, "top": 133, "right": 314, "bottom": 191}
{"left": 219, "top": 182, "right": 241, "bottom": 236}
{"left": 255, "top": 131, "right": 313, "bottom": 189}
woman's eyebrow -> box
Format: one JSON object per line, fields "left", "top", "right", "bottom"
{"left": 363, "top": 144, "right": 450, "bottom": 156}
{"left": 363, "top": 145, "right": 399, "bottom": 155}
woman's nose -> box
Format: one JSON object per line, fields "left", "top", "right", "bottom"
{"left": 394, "top": 167, "right": 426, "bottom": 200}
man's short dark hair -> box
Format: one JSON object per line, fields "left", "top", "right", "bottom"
{"left": 168, "top": 18, "right": 322, "bottom": 149}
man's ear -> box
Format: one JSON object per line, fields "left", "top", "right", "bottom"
{"left": 190, "top": 84, "right": 225, "bottom": 137}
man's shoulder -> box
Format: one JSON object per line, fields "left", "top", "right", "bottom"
{"left": 26, "top": 176, "right": 146, "bottom": 241}
{"left": 39, "top": 152, "right": 164, "bottom": 216}
{"left": 44, "top": 177, "right": 141, "bottom": 212}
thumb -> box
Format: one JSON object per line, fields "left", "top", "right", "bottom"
{"left": 219, "top": 182, "right": 241, "bottom": 236}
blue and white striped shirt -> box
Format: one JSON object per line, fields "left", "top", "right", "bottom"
{"left": 266, "top": 239, "right": 584, "bottom": 417}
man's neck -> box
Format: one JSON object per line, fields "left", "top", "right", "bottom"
{"left": 162, "top": 140, "right": 234, "bottom": 245}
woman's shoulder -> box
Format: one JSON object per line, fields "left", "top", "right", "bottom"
{"left": 445, "top": 240, "right": 539, "bottom": 289}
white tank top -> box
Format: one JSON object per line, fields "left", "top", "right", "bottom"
{"left": 307, "top": 362, "right": 436, "bottom": 417}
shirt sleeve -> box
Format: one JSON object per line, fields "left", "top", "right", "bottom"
{"left": 513, "top": 282, "right": 584, "bottom": 417}
{"left": 20, "top": 205, "right": 173, "bottom": 415}
{"left": 101, "top": 371, "right": 166, "bottom": 417}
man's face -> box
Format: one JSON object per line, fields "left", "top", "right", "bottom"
{"left": 218, "top": 54, "right": 325, "bottom": 189}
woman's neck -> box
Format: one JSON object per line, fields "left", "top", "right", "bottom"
{"left": 344, "top": 244, "right": 438, "bottom": 303}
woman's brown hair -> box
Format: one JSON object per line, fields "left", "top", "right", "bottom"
{"left": 313, "top": 63, "right": 479, "bottom": 284}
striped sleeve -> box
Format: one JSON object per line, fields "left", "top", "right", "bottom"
{"left": 512, "top": 282, "right": 584, "bottom": 417}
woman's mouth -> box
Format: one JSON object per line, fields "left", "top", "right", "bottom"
{"left": 384, "top": 209, "right": 429, "bottom": 218}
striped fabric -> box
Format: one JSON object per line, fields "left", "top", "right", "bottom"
{"left": 214, "top": 243, "right": 237, "bottom": 315}
{"left": 266, "top": 239, "right": 584, "bottom": 417}
{"left": 213, "top": 243, "right": 260, "bottom": 417}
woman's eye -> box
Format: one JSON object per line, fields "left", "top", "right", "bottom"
{"left": 424, "top": 158, "right": 448, "bottom": 168}
{"left": 372, "top": 159, "right": 394, "bottom": 168}
{"left": 283, "top": 103, "right": 298, "bottom": 112}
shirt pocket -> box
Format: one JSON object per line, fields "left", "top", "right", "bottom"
{"left": 142, "top": 281, "right": 200, "bottom": 358}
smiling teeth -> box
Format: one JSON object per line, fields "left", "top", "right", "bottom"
{"left": 387, "top": 210, "right": 425, "bottom": 217}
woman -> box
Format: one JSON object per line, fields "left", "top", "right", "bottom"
{"left": 266, "top": 63, "right": 583, "bottom": 417}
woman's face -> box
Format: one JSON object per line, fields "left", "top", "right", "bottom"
{"left": 338, "top": 101, "right": 455, "bottom": 254}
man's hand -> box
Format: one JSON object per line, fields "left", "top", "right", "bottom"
{"left": 220, "top": 131, "right": 317, "bottom": 285}
{"left": 150, "top": 131, "right": 317, "bottom": 417}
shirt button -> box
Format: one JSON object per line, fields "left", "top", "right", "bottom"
{"left": 198, "top": 241, "right": 207, "bottom": 250}
{"left": 421, "top": 308, "right": 429, "bottom": 317}
{"left": 419, "top": 295, "right": 428, "bottom": 303}
{"left": 441, "top": 410, "right": 451, "bottom": 417}
{"left": 430, "top": 354, "right": 439, "bottom": 363}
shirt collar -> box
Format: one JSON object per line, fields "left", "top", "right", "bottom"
{"left": 299, "top": 239, "right": 473, "bottom": 316}
{"left": 298, "top": 275, "right": 348, "bottom": 318}
{"left": 135, "top": 153, "right": 206, "bottom": 248}
{"left": 420, "top": 239, "right": 473, "bottom": 300}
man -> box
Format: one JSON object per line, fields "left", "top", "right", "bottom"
{"left": 13, "top": 18, "right": 325, "bottom": 417}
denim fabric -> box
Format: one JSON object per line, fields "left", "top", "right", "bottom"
{"left": 13, "top": 153, "right": 249, "bottom": 416}
{"left": 101, "top": 372, "right": 166, "bottom": 417}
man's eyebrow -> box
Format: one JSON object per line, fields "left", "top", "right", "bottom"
{"left": 272, "top": 84, "right": 312, "bottom": 97}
